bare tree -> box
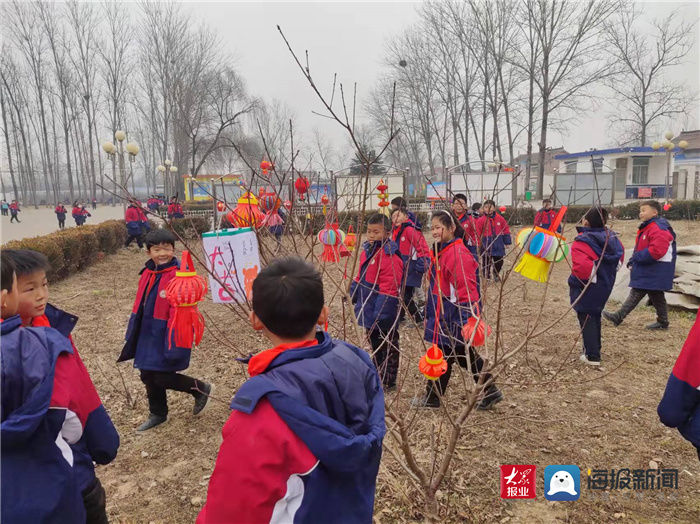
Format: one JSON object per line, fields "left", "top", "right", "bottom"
{"left": 605, "top": 6, "right": 697, "bottom": 146}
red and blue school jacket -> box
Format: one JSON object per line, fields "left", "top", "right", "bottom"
{"left": 197, "top": 333, "right": 386, "bottom": 524}
{"left": 350, "top": 240, "right": 404, "bottom": 329}
{"left": 167, "top": 202, "right": 184, "bottom": 219}
{"left": 475, "top": 212, "right": 512, "bottom": 257}
{"left": 456, "top": 211, "right": 480, "bottom": 258}
{"left": 125, "top": 204, "right": 144, "bottom": 236}
{"left": 424, "top": 238, "right": 480, "bottom": 348}
{"left": 118, "top": 258, "right": 192, "bottom": 371}
{"left": 407, "top": 209, "right": 422, "bottom": 230}
{"left": 55, "top": 205, "right": 67, "bottom": 220}
{"left": 1, "top": 315, "right": 85, "bottom": 523}
{"left": 629, "top": 216, "right": 676, "bottom": 291}
{"left": 534, "top": 208, "right": 562, "bottom": 232}
{"left": 568, "top": 227, "right": 625, "bottom": 314}
{"left": 658, "top": 312, "right": 700, "bottom": 449}
{"left": 34, "top": 303, "right": 120, "bottom": 492}
{"left": 392, "top": 221, "right": 430, "bottom": 287}
{"left": 147, "top": 198, "right": 160, "bottom": 211}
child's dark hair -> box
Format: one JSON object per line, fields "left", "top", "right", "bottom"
{"left": 145, "top": 229, "right": 176, "bottom": 250}
{"left": 3, "top": 249, "right": 51, "bottom": 277}
{"left": 1, "top": 252, "right": 16, "bottom": 292}
{"left": 453, "top": 193, "right": 467, "bottom": 203}
{"left": 483, "top": 199, "right": 496, "bottom": 207}
{"left": 641, "top": 200, "right": 661, "bottom": 213}
{"left": 471, "top": 202, "right": 481, "bottom": 212}
{"left": 252, "top": 257, "right": 324, "bottom": 339}
{"left": 543, "top": 198, "right": 552, "bottom": 205}
{"left": 390, "top": 196, "right": 407, "bottom": 208}
{"left": 431, "top": 210, "right": 465, "bottom": 238}
{"left": 367, "top": 213, "right": 391, "bottom": 231}
{"left": 584, "top": 207, "right": 609, "bottom": 228}
{"left": 391, "top": 207, "right": 408, "bottom": 217}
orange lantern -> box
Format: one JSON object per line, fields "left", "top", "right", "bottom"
{"left": 165, "top": 250, "right": 208, "bottom": 349}
{"left": 227, "top": 192, "right": 264, "bottom": 228}
{"left": 216, "top": 201, "right": 226, "bottom": 212}
{"left": 345, "top": 224, "right": 356, "bottom": 251}
{"left": 461, "top": 316, "right": 492, "bottom": 347}
{"left": 418, "top": 344, "right": 448, "bottom": 380}
{"left": 260, "top": 160, "right": 272, "bottom": 176}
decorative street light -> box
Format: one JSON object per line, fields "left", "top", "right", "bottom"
{"left": 102, "top": 129, "right": 138, "bottom": 210}
{"left": 157, "top": 159, "right": 178, "bottom": 197}
{"left": 651, "top": 131, "right": 687, "bottom": 201}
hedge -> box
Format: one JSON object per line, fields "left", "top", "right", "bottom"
{"left": 2, "top": 220, "right": 127, "bottom": 282}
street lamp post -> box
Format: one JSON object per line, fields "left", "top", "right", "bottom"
{"left": 102, "top": 130, "right": 138, "bottom": 211}
{"left": 651, "top": 131, "right": 688, "bottom": 200}
{"left": 157, "top": 159, "right": 178, "bottom": 198}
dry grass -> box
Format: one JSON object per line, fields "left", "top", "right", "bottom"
{"left": 48, "top": 217, "right": 700, "bottom": 523}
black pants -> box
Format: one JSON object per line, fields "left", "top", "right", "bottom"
{"left": 426, "top": 342, "right": 490, "bottom": 401}
{"left": 577, "top": 312, "right": 602, "bottom": 361}
{"left": 83, "top": 477, "right": 108, "bottom": 524}
{"left": 125, "top": 233, "right": 144, "bottom": 248}
{"left": 617, "top": 288, "right": 668, "bottom": 326}
{"left": 140, "top": 370, "right": 198, "bottom": 417}
{"left": 10, "top": 212, "right": 19, "bottom": 223}
{"left": 58, "top": 218, "right": 65, "bottom": 229}
{"left": 368, "top": 321, "right": 399, "bottom": 388}
{"left": 482, "top": 254, "right": 504, "bottom": 279}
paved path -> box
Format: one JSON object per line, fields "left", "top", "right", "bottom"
{"left": 0, "top": 206, "right": 126, "bottom": 243}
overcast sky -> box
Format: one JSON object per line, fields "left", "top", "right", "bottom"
{"left": 197, "top": 0, "right": 699, "bottom": 159}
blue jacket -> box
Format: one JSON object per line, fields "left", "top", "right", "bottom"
{"left": 392, "top": 221, "right": 430, "bottom": 287}
{"left": 1, "top": 315, "right": 86, "bottom": 523}
{"left": 407, "top": 210, "right": 422, "bottom": 230}
{"left": 228, "top": 333, "right": 386, "bottom": 523}
{"left": 43, "top": 303, "right": 119, "bottom": 492}
{"left": 119, "top": 258, "right": 192, "bottom": 371}
{"left": 629, "top": 217, "right": 677, "bottom": 291}
{"left": 568, "top": 227, "right": 625, "bottom": 314}
{"left": 658, "top": 312, "right": 700, "bottom": 449}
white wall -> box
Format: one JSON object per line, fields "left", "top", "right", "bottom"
{"left": 335, "top": 175, "right": 404, "bottom": 212}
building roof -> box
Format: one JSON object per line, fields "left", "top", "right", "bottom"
{"left": 514, "top": 147, "right": 567, "bottom": 164}
{"left": 554, "top": 146, "right": 682, "bottom": 160}
{"left": 673, "top": 130, "right": 700, "bottom": 150}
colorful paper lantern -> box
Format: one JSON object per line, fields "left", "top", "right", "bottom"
{"left": 260, "top": 160, "right": 272, "bottom": 176}
{"left": 514, "top": 207, "right": 568, "bottom": 283}
{"left": 259, "top": 192, "right": 283, "bottom": 227}
{"left": 165, "top": 250, "right": 207, "bottom": 349}
{"left": 418, "top": 344, "right": 448, "bottom": 380}
{"left": 295, "top": 177, "right": 310, "bottom": 201}
{"left": 227, "top": 192, "right": 264, "bottom": 228}
{"left": 318, "top": 224, "right": 347, "bottom": 262}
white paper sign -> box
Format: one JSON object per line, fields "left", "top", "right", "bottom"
{"left": 202, "top": 228, "right": 261, "bottom": 304}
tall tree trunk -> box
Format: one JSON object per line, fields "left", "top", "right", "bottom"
{"left": 525, "top": 66, "right": 535, "bottom": 195}
{"left": 92, "top": 116, "right": 104, "bottom": 201}
{"left": 0, "top": 87, "right": 19, "bottom": 200}
{"left": 537, "top": 94, "right": 549, "bottom": 200}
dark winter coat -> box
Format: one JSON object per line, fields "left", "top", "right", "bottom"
{"left": 392, "top": 221, "right": 430, "bottom": 287}
{"left": 475, "top": 212, "right": 512, "bottom": 257}
{"left": 628, "top": 217, "right": 676, "bottom": 291}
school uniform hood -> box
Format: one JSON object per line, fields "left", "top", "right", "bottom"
{"left": 575, "top": 227, "right": 624, "bottom": 264}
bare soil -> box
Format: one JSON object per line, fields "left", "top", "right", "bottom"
{"left": 47, "top": 217, "right": 700, "bottom": 523}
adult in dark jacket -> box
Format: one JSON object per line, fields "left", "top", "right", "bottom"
{"left": 604, "top": 200, "right": 676, "bottom": 330}
{"left": 568, "top": 207, "right": 624, "bottom": 365}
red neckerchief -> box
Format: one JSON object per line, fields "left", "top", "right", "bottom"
{"left": 143, "top": 265, "right": 176, "bottom": 300}
{"left": 248, "top": 339, "right": 317, "bottom": 377}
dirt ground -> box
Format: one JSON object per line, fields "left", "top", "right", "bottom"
{"left": 46, "top": 217, "right": 699, "bottom": 523}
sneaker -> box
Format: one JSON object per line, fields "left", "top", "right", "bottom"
{"left": 645, "top": 322, "right": 669, "bottom": 330}
{"left": 476, "top": 386, "right": 503, "bottom": 410}
{"left": 193, "top": 382, "right": 213, "bottom": 415}
{"left": 410, "top": 396, "right": 440, "bottom": 409}
{"left": 137, "top": 414, "right": 167, "bottom": 432}
{"left": 579, "top": 353, "right": 601, "bottom": 367}
{"left": 602, "top": 311, "right": 621, "bottom": 327}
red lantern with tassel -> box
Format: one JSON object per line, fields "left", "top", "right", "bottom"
{"left": 461, "top": 316, "right": 492, "bottom": 347}
{"left": 216, "top": 201, "right": 226, "bottom": 212}
{"left": 295, "top": 177, "right": 310, "bottom": 201}
{"left": 165, "top": 250, "right": 208, "bottom": 349}
{"left": 318, "top": 224, "right": 346, "bottom": 262}
{"left": 260, "top": 160, "right": 272, "bottom": 176}
{"left": 419, "top": 344, "right": 448, "bottom": 380}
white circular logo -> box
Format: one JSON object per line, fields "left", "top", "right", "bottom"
{"left": 401, "top": 236, "right": 405, "bottom": 241}
{"left": 159, "top": 290, "right": 167, "bottom": 298}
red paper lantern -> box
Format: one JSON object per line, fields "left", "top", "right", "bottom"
{"left": 227, "top": 192, "right": 264, "bottom": 228}
{"left": 165, "top": 250, "right": 207, "bottom": 349}
{"left": 216, "top": 201, "right": 226, "bottom": 212}
{"left": 321, "top": 193, "right": 329, "bottom": 206}
{"left": 663, "top": 203, "right": 671, "bottom": 211}
{"left": 499, "top": 205, "right": 507, "bottom": 213}
{"left": 418, "top": 344, "right": 448, "bottom": 380}
{"left": 260, "top": 160, "right": 272, "bottom": 176}
{"left": 295, "top": 177, "right": 310, "bottom": 200}
{"left": 461, "top": 316, "right": 492, "bottom": 347}
{"left": 376, "top": 181, "right": 388, "bottom": 193}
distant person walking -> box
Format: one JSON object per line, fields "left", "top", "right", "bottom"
{"left": 1, "top": 200, "right": 8, "bottom": 216}
{"left": 92, "top": 198, "right": 97, "bottom": 210}
{"left": 55, "top": 203, "right": 67, "bottom": 230}
{"left": 9, "top": 200, "right": 21, "bottom": 223}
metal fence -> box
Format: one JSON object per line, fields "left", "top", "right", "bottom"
{"left": 554, "top": 172, "right": 613, "bottom": 205}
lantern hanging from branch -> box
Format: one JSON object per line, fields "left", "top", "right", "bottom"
{"left": 295, "top": 177, "right": 310, "bottom": 201}
{"left": 216, "top": 201, "right": 226, "bottom": 212}
{"left": 376, "top": 179, "right": 390, "bottom": 216}
{"left": 514, "top": 206, "right": 568, "bottom": 283}
{"left": 283, "top": 200, "right": 292, "bottom": 210}
{"left": 345, "top": 224, "right": 357, "bottom": 251}
{"left": 165, "top": 250, "right": 208, "bottom": 349}
{"left": 259, "top": 192, "right": 284, "bottom": 227}
{"left": 227, "top": 192, "right": 264, "bottom": 229}
{"left": 318, "top": 223, "right": 347, "bottom": 262}
{"left": 260, "top": 160, "right": 273, "bottom": 176}
{"left": 419, "top": 344, "right": 448, "bottom": 380}
{"left": 321, "top": 192, "right": 330, "bottom": 215}
{"left": 461, "top": 316, "right": 492, "bottom": 347}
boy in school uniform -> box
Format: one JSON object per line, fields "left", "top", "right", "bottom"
{"left": 568, "top": 208, "right": 624, "bottom": 366}
{"left": 119, "top": 229, "right": 212, "bottom": 431}
{"left": 391, "top": 196, "right": 422, "bottom": 229}
{"left": 198, "top": 258, "right": 385, "bottom": 523}
{"left": 391, "top": 207, "right": 430, "bottom": 322}
{"left": 475, "top": 200, "right": 512, "bottom": 281}
{"left": 167, "top": 197, "right": 184, "bottom": 219}
{"left": 125, "top": 200, "right": 146, "bottom": 249}
{"left": 535, "top": 199, "right": 562, "bottom": 232}
{"left": 4, "top": 249, "right": 120, "bottom": 524}
{"left": 9, "top": 200, "right": 20, "bottom": 223}
{"left": 452, "top": 193, "right": 480, "bottom": 259}
{"left": 603, "top": 200, "right": 676, "bottom": 330}
{"left": 351, "top": 213, "right": 404, "bottom": 390}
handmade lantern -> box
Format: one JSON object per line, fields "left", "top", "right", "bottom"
{"left": 663, "top": 202, "right": 671, "bottom": 211}
{"left": 345, "top": 224, "right": 357, "bottom": 251}
{"left": 259, "top": 192, "right": 284, "bottom": 227}
{"left": 295, "top": 177, "right": 310, "bottom": 201}
{"left": 227, "top": 192, "right": 264, "bottom": 228}
{"left": 216, "top": 201, "right": 226, "bottom": 212}
{"left": 377, "top": 180, "right": 390, "bottom": 216}
{"left": 318, "top": 224, "right": 347, "bottom": 262}
{"left": 514, "top": 206, "right": 568, "bottom": 283}
{"left": 260, "top": 160, "right": 272, "bottom": 176}
{"left": 499, "top": 205, "right": 507, "bottom": 213}
{"left": 419, "top": 344, "right": 448, "bottom": 380}
{"left": 321, "top": 192, "right": 330, "bottom": 215}
{"left": 461, "top": 316, "right": 492, "bottom": 347}
{"left": 165, "top": 250, "right": 207, "bottom": 349}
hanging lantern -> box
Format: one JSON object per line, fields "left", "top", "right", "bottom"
{"left": 418, "top": 344, "right": 448, "bottom": 380}
{"left": 321, "top": 192, "right": 330, "bottom": 215}
{"left": 376, "top": 179, "right": 390, "bottom": 215}
{"left": 260, "top": 160, "right": 273, "bottom": 176}
{"left": 318, "top": 224, "right": 346, "bottom": 262}
{"left": 461, "top": 316, "right": 492, "bottom": 347}
{"left": 165, "top": 250, "right": 208, "bottom": 349}
{"left": 499, "top": 205, "right": 507, "bottom": 213}
{"left": 227, "top": 192, "right": 264, "bottom": 228}
{"left": 663, "top": 202, "right": 671, "bottom": 211}
{"left": 216, "top": 201, "right": 226, "bottom": 212}
{"left": 283, "top": 200, "right": 292, "bottom": 210}
{"left": 295, "top": 177, "right": 310, "bottom": 201}
{"left": 259, "top": 192, "right": 284, "bottom": 227}
{"left": 345, "top": 224, "right": 357, "bottom": 251}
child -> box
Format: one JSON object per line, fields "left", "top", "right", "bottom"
{"left": 390, "top": 196, "right": 421, "bottom": 229}
{"left": 603, "top": 200, "right": 676, "bottom": 330}
{"left": 568, "top": 208, "right": 624, "bottom": 366}
{"left": 391, "top": 207, "right": 429, "bottom": 323}
{"left": 535, "top": 199, "right": 562, "bottom": 232}
{"left": 79, "top": 203, "right": 92, "bottom": 225}
{"left": 475, "top": 199, "right": 511, "bottom": 281}
{"left": 1, "top": 199, "right": 8, "bottom": 216}
{"left": 412, "top": 210, "right": 502, "bottom": 410}
{"left": 167, "top": 196, "right": 184, "bottom": 219}
{"left": 4, "top": 249, "right": 120, "bottom": 523}
{"left": 91, "top": 198, "right": 97, "bottom": 210}
{"left": 657, "top": 311, "right": 700, "bottom": 462}
{"left": 471, "top": 202, "right": 482, "bottom": 216}
{"left": 118, "top": 229, "right": 212, "bottom": 431}
{"left": 351, "top": 213, "right": 404, "bottom": 390}
{"left": 125, "top": 200, "right": 146, "bottom": 249}
{"left": 198, "top": 257, "right": 385, "bottom": 522}
{"left": 9, "top": 200, "right": 20, "bottom": 223}
{"left": 452, "top": 193, "right": 479, "bottom": 259}
{"left": 55, "top": 202, "right": 67, "bottom": 230}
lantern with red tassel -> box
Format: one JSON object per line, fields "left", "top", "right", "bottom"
{"left": 295, "top": 177, "right": 310, "bottom": 201}
{"left": 318, "top": 224, "right": 346, "bottom": 262}
{"left": 216, "top": 201, "right": 226, "bottom": 212}
{"left": 165, "top": 250, "right": 208, "bottom": 349}
{"left": 260, "top": 160, "right": 272, "bottom": 176}
{"left": 419, "top": 344, "right": 448, "bottom": 380}
{"left": 260, "top": 192, "right": 284, "bottom": 227}
{"left": 321, "top": 192, "right": 329, "bottom": 215}
{"left": 377, "top": 179, "right": 390, "bottom": 216}
{"left": 227, "top": 192, "right": 264, "bottom": 228}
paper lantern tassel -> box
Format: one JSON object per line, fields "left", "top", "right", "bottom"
{"left": 165, "top": 250, "right": 208, "bottom": 349}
